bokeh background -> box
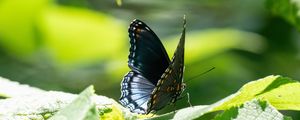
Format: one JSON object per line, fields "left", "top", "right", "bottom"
{"left": 0, "top": 0, "right": 299, "bottom": 118}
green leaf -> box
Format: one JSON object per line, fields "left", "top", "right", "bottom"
{"left": 213, "top": 107, "right": 238, "bottom": 120}
{"left": 38, "top": 6, "right": 127, "bottom": 64}
{"left": 0, "top": 77, "right": 135, "bottom": 120}
{"left": 284, "top": 116, "right": 294, "bottom": 120}
{"left": 0, "top": 0, "right": 127, "bottom": 64}
{"left": 49, "top": 86, "right": 99, "bottom": 120}
{"left": 116, "top": 0, "right": 122, "bottom": 6}
{"left": 0, "top": 76, "right": 45, "bottom": 98}
{"left": 214, "top": 75, "right": 300, "bottom": 111}
{"left": 150, "top": 75, "right": 300, "bottom": 119}
{"left": 266, "top": 0, "right": 300, "bottom": 30}
{"left": 214, "top": 99, "right": 290, "bottom": 120}
{"left": 0, "top": 0, "right": 49, "bottom": 56}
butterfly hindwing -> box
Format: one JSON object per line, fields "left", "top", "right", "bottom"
{"left": 119, "top": 71, "right": 155, "bottom": 114}
{"left": 128, "top": 19, "right": 171, "bottom": 85}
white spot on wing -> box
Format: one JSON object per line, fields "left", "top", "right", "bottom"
{"left": 145, "top": 27, "right": 150, "bottom": 31}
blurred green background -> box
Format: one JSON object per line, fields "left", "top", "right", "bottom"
{"left": 0, "top": 0, "right": 299, "bottom": 118}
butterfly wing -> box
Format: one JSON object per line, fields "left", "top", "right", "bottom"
{"left": 119, "top": 71, "right": 155, "bottom": 114}
{"left": 120, "top": 19, "right": 171, "bottom": 114}
{"left": 147, "top": 17, "right": 186, "bottom": 113}
{"left": 128, "top": 19, "right": 171, "bottom": 85}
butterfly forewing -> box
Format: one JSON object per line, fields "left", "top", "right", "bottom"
{"left": 128, "top": 19, "right": 170, "bottom": 85}
{"left": 147, "top": 18, "right": 186, "bottom": 113}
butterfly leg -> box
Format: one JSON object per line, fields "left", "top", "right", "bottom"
{"left": 175, "top": 92, "right": 193, "bottom": 107}
{"left": 172, "top": 102, "right": 177, "bottom": 113}
{"left": 187, "top": 92, "right": 193, "bottom": 107}
{"left": 150, "top": 111, "right": 157, "bottom": 117}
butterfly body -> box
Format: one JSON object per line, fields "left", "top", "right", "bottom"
{"left": 120, "top": 17, "right": 186, "bottom": 114}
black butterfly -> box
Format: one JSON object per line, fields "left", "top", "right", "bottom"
{"left": 119, "top": 17, "right": 186, "bottom": 114}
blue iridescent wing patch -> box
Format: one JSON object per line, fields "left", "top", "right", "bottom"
{"left": 120, "top": 17, "right": 186, "bottom": 114}
{"left": 119, "top": 71, "right": 155, "bottom": 114}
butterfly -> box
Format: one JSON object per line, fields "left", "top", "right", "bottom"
{"left": 119, "top": 16, "right": 186, "bottom": 114}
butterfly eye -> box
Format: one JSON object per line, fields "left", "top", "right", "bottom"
{"left": 181, "top": 83, "right": 186, "bottom": 90}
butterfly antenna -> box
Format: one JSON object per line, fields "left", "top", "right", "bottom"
{"left": 185, "top": 67, "right": 215, "bottom": 83}
{"left": 183, "top": 15, "right": 186, "bottom": 27}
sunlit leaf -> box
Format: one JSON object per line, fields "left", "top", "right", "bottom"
{"left": 0, "top": 77, "right": 126, "bottom": 119}
{"left": 116, "top": 0, "right": 122, "bottom": 6}
{"left": 214, "top": 100, "right": 288, "bottom": 120}
{"left": 0, "top": 77, "right": 44, "bottom": 98}
{"left": 49, "top": 86, "right": 99, "bottom": 120}
{"left": 214, "top": 75, "right": 300, "bottom": 111}
{"left": 266, "top": 0, "right": 300, "bottom": 30}
{"left": 0, "top": 0, "right": 49, "bottom": 56}
{"left": 38, "top": 6, "right": 127, "bottom": 64}
{"left": 150, "top": 75, "right": 300, "bottom": 119}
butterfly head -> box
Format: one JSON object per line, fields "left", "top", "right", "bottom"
{"left": 181, "top": 83, "right": 186, "bottom": 92}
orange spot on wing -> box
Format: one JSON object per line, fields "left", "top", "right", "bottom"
{"left": 176, "top": 84, "right": 180, "bottom": 91}
{"left": 166, "top": 87, "right": 171, "bottom": 92}
{"left": 153, "top": 100, "right": 157, "bottom": 105}
{"left": 136, "top": 28, "right": 142, "bottom": 33}
{"left": 153, "top": 94, "right": 157, "bottom": 99}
